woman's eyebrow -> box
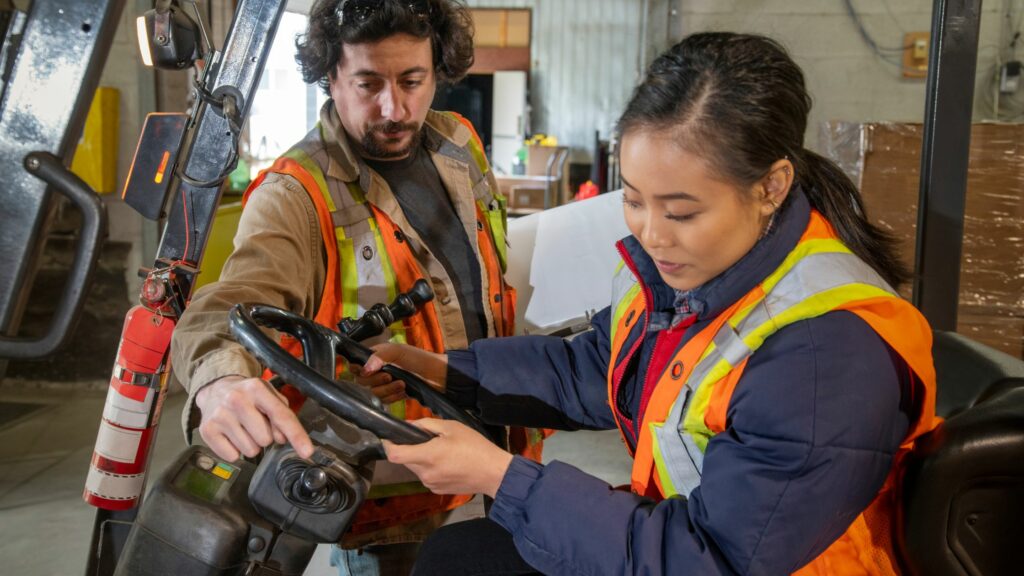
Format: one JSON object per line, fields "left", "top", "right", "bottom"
{"left": 621, "top": 174, "right": 699, "bottom": 202}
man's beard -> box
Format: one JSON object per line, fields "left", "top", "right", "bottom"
{"left": 360, "top": 121, "right": 422, "bottom": 159}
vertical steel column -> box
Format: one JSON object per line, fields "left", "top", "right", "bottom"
{"left": 913, "top": 0, "right": 984, "bottom": 330}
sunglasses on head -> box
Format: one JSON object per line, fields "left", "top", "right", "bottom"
{"left": 337, "top": 0, "right": 432, "bottom": 27}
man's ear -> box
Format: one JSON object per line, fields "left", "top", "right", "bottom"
{"left": 758, "top": 158, "right": 794, "bottom": 216}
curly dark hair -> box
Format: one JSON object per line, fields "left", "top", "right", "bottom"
{"left": 618, "top": 32, "right": 910, "bottom": 289}
{"left": 296, "top": 0, "right": 475, "bottom": 94}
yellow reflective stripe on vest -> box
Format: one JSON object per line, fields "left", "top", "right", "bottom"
{"left": 651, "top": 249, "right": 900, "bottom": 498}
{"left": 285, "top": 148, "right": 336, "bottom": 212}
{"left": 609, "top": 260, "right": 641, "bottom": 346}
{"left": 456, "top": 116, "right": 509, "bottom": 272}
{"left": 289, "top": 139, "right": 407, "bottom": 419}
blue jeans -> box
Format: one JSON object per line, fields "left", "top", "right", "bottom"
{"left": 330, "top": 543, "right": 421, "bottom": 576}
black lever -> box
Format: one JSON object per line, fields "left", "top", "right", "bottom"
{"left": 337, "top": 279, "right": 433, "bottom": 342}
{"left": 0, "top": 152, "right": 107, "bottom": 359}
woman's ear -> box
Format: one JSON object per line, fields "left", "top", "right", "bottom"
{"left": 758, "top": 158, "right": 794, "bottom": 215}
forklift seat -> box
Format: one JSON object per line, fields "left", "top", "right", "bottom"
{"left": 895, "top": 331, "right": 1024, "bottom": 576}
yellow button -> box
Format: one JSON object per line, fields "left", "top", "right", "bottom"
{"left": 212, "top": 464, "right": 234, "bottom": 480}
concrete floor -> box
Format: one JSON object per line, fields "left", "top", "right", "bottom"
{"left": 0, "top": 379, "right": 631, "bottom": 575}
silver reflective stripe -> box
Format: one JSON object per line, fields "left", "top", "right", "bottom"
{"left": 713, "top": 323, "right": 751, "bottom": 367}
{"left": 353, "top": 237, "right": 389, "bottom": 329}
{"left": 653, "top": 249, "right": 899, "bottom": 496}
{"left": 735, "top": 251, "right": 895, "bottom": 336}
{"left": 653, "top": 388, "right": 704, "bottom": 495}
{"left": 610, "top": 261, "right": 638, "bottom": 307}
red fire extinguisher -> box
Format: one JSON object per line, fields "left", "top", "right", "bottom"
{"left": 83, "top": 305, "right": 175, "bottom": 510}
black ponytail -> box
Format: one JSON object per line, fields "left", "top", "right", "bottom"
{"left": 795, "top": 149, "right": 910, "bottom": 287}
{"left": 618, "top": 32, "right": 910, "bottom": 288}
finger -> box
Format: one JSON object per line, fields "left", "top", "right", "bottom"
{"left": 372, "top": 380, "right": 405, "bottom": 400}
{"left": 220, "top": 418, "right": 262, "bottom": 459}
{"left": 234, "top": 402, "right": 277, "bottom": 449}
{"left": 363, "top": 353, "right": 386, "bottom": 374}
{"left": 199, "top": 426, "right": 241, "bottom": 463}
{"left": 267, "top": 384, "right": 293, "bottom": 407}
{"left": 381, "top": 439, "right": 402, "bottom": 461}
{"left": 357, "top": 372, "right": 393, "bottom": 389}
{"left": 381, "top": 391, "right": 407, "bottom": 405}
{"left": 272, "top": 428, "right": 286, "bottom": 445}
{"left": 255, "top": 392, "right": 313, "bottom": 458}
{"left": 381, "top": 440, "right": 423, "bottom": 466}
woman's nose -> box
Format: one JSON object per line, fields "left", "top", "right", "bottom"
{"left": 641, "top": 213, "right": 673, "bottom": 248}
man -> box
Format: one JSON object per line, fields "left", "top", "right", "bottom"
{"left": 169, "top": 0, "right": 543, "bottom": 573}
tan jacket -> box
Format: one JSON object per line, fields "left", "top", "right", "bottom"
{"left": 172, "top": 101, "right": 502, "bottom": 426}
{"left": 168, "top": 103, "right": 504, "bottom": 544}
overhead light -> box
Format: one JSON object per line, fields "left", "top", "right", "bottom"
{"left": 135, "top": 2, "right": 201, "bottom": 70}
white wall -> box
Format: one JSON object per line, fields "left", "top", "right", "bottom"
{"left": 675, "top": 0, "right": 1011, "bottom": 152}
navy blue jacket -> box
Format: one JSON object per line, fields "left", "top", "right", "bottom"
{"left": 446, "top": 189, "right": 913, "bottom": 575}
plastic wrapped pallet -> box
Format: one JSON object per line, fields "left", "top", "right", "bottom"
{"left": 821, "top": 121, "right": 1024, "bottom": 359}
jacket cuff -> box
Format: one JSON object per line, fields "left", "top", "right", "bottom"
{"left": 489, "top": 455, "right": 544, "bottom": 534}
{"left": 445, "top": 349, "right": 481, "bottom": 408}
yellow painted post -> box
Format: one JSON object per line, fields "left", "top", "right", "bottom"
{"left": 71, "top": 87, "right": 120, "bottom": 194}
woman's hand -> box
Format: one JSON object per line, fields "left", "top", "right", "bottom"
{"left": 383, "top": 418, "right": 513, "bottom": 498}
{"left": 352, "top": 343, "right": 449, "bottom": 404}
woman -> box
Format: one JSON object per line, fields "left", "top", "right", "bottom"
{"left": 357, "top": 33, "right": 938, "bottom": 575}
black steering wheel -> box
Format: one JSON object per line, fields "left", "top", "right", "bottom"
{"left": 228, "top": 303, "right": 491, "bottom": 446}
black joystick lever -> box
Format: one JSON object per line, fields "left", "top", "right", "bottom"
{"left": 337, "top": 279, "right": 433, "bottom": 342}
{"left": 300, "top": 467, "right": 328, "bottom": 494}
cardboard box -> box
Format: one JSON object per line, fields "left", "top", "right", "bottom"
{"left": 958, "top": 308, "right": 1024, "bottom": 359}
{"left": 821, "top": 122, "right": 1024, "bottom": 358}
{"left": 496, "top": 175, "right": 558, "bottom": 214}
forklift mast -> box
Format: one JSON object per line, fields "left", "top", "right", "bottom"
{"left": 72, "top": 1, "right": 287, "bottom": 574}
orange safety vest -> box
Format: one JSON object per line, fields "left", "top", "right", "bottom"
{"left": 607, "top": 211, "right": 939, "bottom": 574}
{"left": 242, "top": 112, "right": 544, "bottom": 536}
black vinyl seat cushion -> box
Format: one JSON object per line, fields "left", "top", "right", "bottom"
{"left": 897, "top": 377, "right": 1024, "bottom": 576}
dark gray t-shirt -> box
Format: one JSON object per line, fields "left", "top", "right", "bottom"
{"left": 365, "top": 147, "right": 488, "bottom": 343}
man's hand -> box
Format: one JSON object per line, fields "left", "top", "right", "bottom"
{"left": 383, "top": 418, "right": 513, "bottom": 498}
{"left": 353, "top": 342, "right": 449, "bottom": 403}
{"left": 350, "top": 367, "right": 406, "bottom": 405}
{"left": 195, "top": 375, "right": 313, "bottom": 462}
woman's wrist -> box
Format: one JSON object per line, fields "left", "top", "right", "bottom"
{"left": 483, "top": 451, "right": 515, "bottom": 498}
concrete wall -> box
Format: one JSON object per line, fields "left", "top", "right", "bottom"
{"left": 96, "top": 0, "right": 157, "bottom": 296}
{"left": 466, "top": 0, "right": 647, "bottom": 162}
{"left": 674, "top": 0, "right": 1011, "bottom": 152}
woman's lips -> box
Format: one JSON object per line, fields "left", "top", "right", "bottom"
{"left": 654, "top": 259, "right": 686, "bottom": 274}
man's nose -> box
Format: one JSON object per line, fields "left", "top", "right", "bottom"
{"left": 379, "top": 85, "right": 407, "bottom": 122}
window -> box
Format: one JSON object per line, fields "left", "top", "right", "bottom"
{"left": 246, "top": 11, "right": 327, "bottom": 178}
